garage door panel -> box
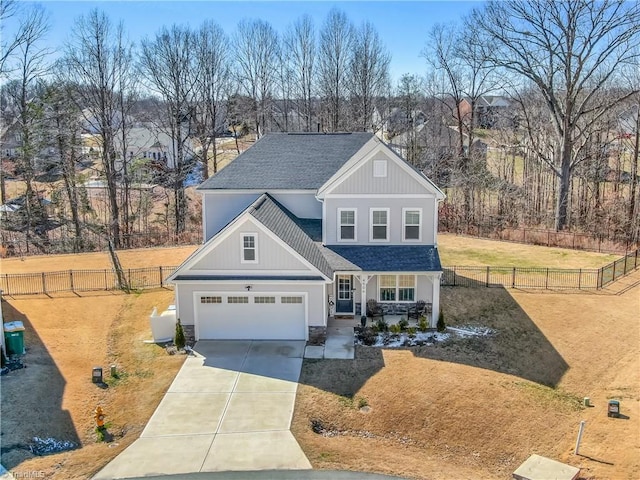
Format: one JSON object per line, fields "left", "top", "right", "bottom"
{"left": 196, "top": 293, "right": 305, "bottom": 340}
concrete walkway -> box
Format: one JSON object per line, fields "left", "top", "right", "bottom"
{"left": 304, "top": 325, "right": 355, "bottom": 360}
{"left": 94, "top": 341, "right": 311, "bottom": 479}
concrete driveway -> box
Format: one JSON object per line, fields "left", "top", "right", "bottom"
{"left": 93, "top": 341, "right": 311, "bottom": 479}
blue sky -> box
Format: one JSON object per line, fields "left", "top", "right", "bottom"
{"left": 8, "top": 1, "right": 481, "bottom": 84}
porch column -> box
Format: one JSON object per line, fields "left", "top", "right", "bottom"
{"left": 431, "top": 273, "right": 441, "bottom": 329}
{"left": 358, "top": 274, "right": 372, "bottom": 316}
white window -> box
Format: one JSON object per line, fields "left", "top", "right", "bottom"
{"left": 281, "top": 296, "right": 303, "bottom": 304}
{"left": 200, "top": 296, "right": 222, "bottom": 304}
{"left": 338, "top": 208, "right": 356, "bottom": 241}
{"left": 379, "top": 275, "right": 415, "bottom": 302}
{"left": 370, "top": 208, "right": 389, "bottom": 242}
{"left": 228, "top": 296, "right": 249, "bottom": 304}
{"left": 241, "top": 234, "right": 257, "bottom": 263}
{"left": 373, "top": 159, "right": 387, "bottom": 177}
{"left": 254, "top": 296, "right": 276, "bottom": 304}
{"left": 379, "top": 275, "right": 396, "bottom": 301}
{"left": 403, "top": 208, "right": 422, "bottom": 241}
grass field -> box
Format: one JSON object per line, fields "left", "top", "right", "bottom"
{"left": 0, "top": 233, "right": 619, "bottom": 276}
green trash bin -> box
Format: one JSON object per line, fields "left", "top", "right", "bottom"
{"left": 4, "top": 321, "right": 25, "bottom": 355}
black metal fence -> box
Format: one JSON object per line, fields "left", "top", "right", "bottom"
{"left": 441, "top": 266, "right": 601, "bottom": 289}
{"left": 0, "top": 266, "right": 178, "bottom": 296}
{"left": 598, "top": 248, "right": 640, "bottom": 288}
{"left": 2, "top": 253, "right": 639, "bottom": 297}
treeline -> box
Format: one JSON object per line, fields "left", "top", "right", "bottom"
{"left": 1, "top": 0, "right": 639, "bottom": 256}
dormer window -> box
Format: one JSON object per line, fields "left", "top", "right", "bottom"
{"left": 373, "top": 159, "right": 387, "bottom": 177}
{"left": 241, "top": 234, "right": 257, "bottom": 263}
{"left": 338, "top": 208, "right": 356, "bottom": 241}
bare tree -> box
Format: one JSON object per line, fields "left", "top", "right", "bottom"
{"left": 285, "top": 15, "right": 316, "bottom": 132}
{"left": 63, "top": 10, "right": 132, "bottom": 247}
{"left": 423, "top": 21, "right": 499, "bottom": 224}
{"left": 43, "top": 81, "right": 85, "bottom": 251}
{"left": 233, "top": 19, "right": 279, "bottom": 139}
{"left": 318, "top": 8, "right": 353, "bottom": 132}
{"left": 348, "top": 21, "right": 390, "bottom": 131}
{"left": 139, "top": 25, "right": 197, "bottom": 234}
{"left": 395, "top": 73, "right": 424, "bottom": 165}
{"left": 4, "top": 5, "right": 50, "bottom": 252}
{"left": 193, "top": 20, "right": 230, "bottom": 178}
{"left": 473, "top": 0, "right": 640, "bottom": 231}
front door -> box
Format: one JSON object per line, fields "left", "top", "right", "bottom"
{"left": 336, "top": 275, "right": 353, "bottom": 313}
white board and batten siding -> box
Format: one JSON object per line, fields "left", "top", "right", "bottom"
{"left": 191, "top": 220, "right": 310, "bottom": 273}
{"left": 330, "top": 150, "right": 428, "bottom": 196}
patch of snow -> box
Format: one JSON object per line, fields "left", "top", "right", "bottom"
{"left": 30, "top": 437, "right": 77, "bottom": 456}
{"left": 447, "top": 325, "right": 496, "bottom": 337}
{"left": 358, "top": 331, "right": 450, "bottom": 348}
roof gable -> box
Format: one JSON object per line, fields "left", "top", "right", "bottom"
{"left": 317, "top": 138, "right": 445, "bottom": 199}
{"left": 197, "top": 132, "right": 373, "bottom": 190}
{"left": 167, "top": 194, "right": 331, "bottom": 281}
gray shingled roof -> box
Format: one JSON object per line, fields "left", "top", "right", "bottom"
{"left": 198, "top": 132, "right": 374, "bottom": 190}
{"left": 326, "top": 245, "right": 442, "bottom": 272}
{"left": 248, "top": 194, "right": 441, "bottom": 276}
{"left": 249, "top": 194, "right": 334, "bottom": 279}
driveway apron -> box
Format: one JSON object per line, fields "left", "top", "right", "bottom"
{"left": 93, "top": 341, "right": 311, "bottom": 479}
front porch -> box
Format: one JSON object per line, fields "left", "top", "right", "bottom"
{"left": 329, "top": 272, "right": 441, "bottom": 329}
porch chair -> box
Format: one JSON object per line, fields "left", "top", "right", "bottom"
{"left": 366, "top": 299, "right": 384, "bottom": 320}
{"left": 408, "top": 300, "right": 427, "bottom": 320}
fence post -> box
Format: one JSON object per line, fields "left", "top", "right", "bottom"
{"left": 545, "top": 268, "right": 549, "bottom": 289}
{"left": 578, "top": 269, "right": 582, "bottom": 290}
{"left": 160, "top": 266, "right": 163, "bottom": 288}
{"left": 104, "top": 269, "right": 108, "bottom": 290}
{"left": 597, "top": 268, "right": 602, "bottom": 289}
{"left": 69, "top": 270, "right": 74, "bottom": 292}
{"left": 486, "top": 266, "right": 490, "bottom": 287}
{"left": 41, "top": 272, "right": 46, "bottom": 295}
{"left": 624, "top": 254, "right": 628, "bottom": 275}
{"left": 547, "top": 231, "right": 550, "bottom": 247}
{"left": 612, "top": 260, "right": 616, "bottom": 280}
{"left": 5, "top": 273, "right": 10, "bottom": 296}
{"left": 512, "top": 267, "right": 516, "bottom": 288}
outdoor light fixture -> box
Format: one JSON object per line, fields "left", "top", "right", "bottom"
{"left": 245, "top": 285, "right": 252, "bottom": 291}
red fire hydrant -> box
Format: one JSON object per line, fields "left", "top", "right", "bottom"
{"left": 94, "top": 406, "right": 106, "bottom": 429}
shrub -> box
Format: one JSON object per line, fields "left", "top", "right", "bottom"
{"left": 398, "top": 317, "right": 409, "bottom": 331}
{"left": 418, "top": 315, "right": 429, "bottom": 332}
{"left": 437, "top": 310, "right": 446, "bottom": 332}
{"left": 389, "top": 324, "right": 401, "bottom": 334}
{"left": 375, "top": 317, "right": 389, "bottom": 332}
{"left": 357, "top": 396, "right": 369, "bottom": 409}
{"left": 407, "top": 327, "right": 417, "bottom": 336}
{"left": 174, "top": 318, "right": 186, "bottom": 350}
{"left": 358, "top": 327, "right": 377, "bottom": 346}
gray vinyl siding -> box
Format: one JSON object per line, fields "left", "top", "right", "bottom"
{"left": 203, "top": 191, "right": 321, "bottom": 241}
{"left": 175, "top": 282, "right": 326, "bottom": 327}
{"left": 331, "top": 151, "right": 426, "bottom": 195}
{"left": 203, "top": 192, "right": 260, "bottom": 241}
{"left": 271, "top": 192, "right": 322, "bottom": 219}
{"left": 325, "top": 197, "right": 437, "bottom": 245}
{"left": 191, "top": 218, "right": 310, "bottom": 272}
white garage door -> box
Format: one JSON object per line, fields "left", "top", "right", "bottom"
{"left": 195, "top": 293, "right": 306, "bottom": 340}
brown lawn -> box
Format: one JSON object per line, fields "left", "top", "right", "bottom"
{"left": 1, "top": 289, "right": 185, "bottom": 479}
{"left": 291, "top": 272, "right": 640, "bottom": 480}
{"left": 0, "top": 240, "right": 637, "bottom": 479}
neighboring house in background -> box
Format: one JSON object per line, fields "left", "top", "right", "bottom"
{"left": 168, "top": 133, "right": 445, "bottom": 341}
{"left": 457, "top": 96, "right": 512, "bottom": 129}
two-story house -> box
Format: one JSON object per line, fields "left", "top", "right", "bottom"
{"left": 168, "top": 133, "right": 445, "bottom": 341}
